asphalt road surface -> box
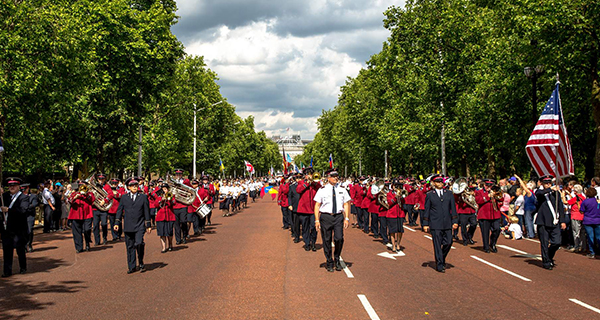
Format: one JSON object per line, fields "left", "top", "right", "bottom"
{"left": 1, "top": 197, "right": 599, "bottom": 319}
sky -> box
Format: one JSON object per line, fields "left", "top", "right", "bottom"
{"left": 172, "top": 0, "right": 405, "bottom": 139}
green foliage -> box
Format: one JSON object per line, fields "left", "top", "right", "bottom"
{"left": 300, "top": 0, "right": 600, "bottom": 180}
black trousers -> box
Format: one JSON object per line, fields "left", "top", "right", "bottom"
{"left": 281, "top": 206, "right": 291, "bottom": 228}
{"left": 71, "top": 219, "right": 93, "bottom": 251}
{"left": 92, "top": 210, "right": 108, "bottom": 244}
{"left": 292, "top": 211, "right": 300, "bottom": 240}
{"left": 379, "top": 216, "right": 389, "bottom": 243}
{"left": 124, "top": 230, "right": 145, "bottom": 271}
{"left": 173, "top": 208, "right": 188, "bottom": 243}
{"left": 320, "top": 213, "right": 344, "bottom": 266}
{"left": 356, "top": 206, "right": 363, "bottom": 228}
{"left": 404, "top": 204, "right": 415, "bottom": 225}
{"left": 430, "top": 229, "right": 452, "bottom": 271}
{"left": 417, "top": 209, "right": 424, "bottom": 228}
{"left": 298, "top": 213, "right": 317, "bottom": 246}
{"left": 538, "top": 224, "right": 561, "bottom": 267}
{"left": 108, "top": 214, "right": 122, "bottom": 240}
{"left": 370, "top": 212, "right": 379, "bottom": 236}
{"left": 479, "top": 218, "right": 501, "bottom": 250}
{"left": 191, "top": 212, "right": 201, "bottom": 234}
{"left": 362, "top": 208, "right": 370, "bottom": 233}
{"left": 459, "top": 214, "right": 477, "bottom": 242}
{"left": 2, "top": 232, "right": 27, "bottom": 275}
{"left": 43, "top": 204, "right": 54, "bottom": 232}
{"left": 26, "top": 215, "right": 35, "bottom": 249}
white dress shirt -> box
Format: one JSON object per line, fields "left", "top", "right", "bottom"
{"left": 314, "top": 183, "right": 351, "bottom": 214}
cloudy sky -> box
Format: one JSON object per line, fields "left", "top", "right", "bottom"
{"left": 172, "top": 0, "right": 404, "bottom": 139}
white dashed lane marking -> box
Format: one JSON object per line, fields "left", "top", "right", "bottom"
{"left": 569, "top": 299, "right": 600, "bottom": 314}
{"left": 358, "top": 294, "right": 381, "bottom": 320}
{"left": 470, "top": 255, "right": 532, "bottom": 282}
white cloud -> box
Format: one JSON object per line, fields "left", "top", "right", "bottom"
{"left": 174, "top": 0, "right": 405, "bottom": 138}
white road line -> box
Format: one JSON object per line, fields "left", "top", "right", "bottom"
{"left": 497, "top": 245, "right": 542, "bottom": 260}
{"left": 525, "top": 238, "right": 540, "bottom": 244}
{"left": 424, "top": 235, "right": 456, "bottom": 249}
{"left": 470, "top": 255, "right": 531, "bottom": 282}
{"left": 569, "top": 299, "right": 600, "bottom": 314}
{"left": 339, "top": 256, "right": 354, "bottom": 279}
{"left": 357, "top": 294, "right": 381, "bottom": 320}
{"left": 404, "top": 226, "right": 416, "bottom": 232}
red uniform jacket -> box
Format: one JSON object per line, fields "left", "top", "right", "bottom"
{"left": 278, "top": 182, "right": 290, "bottom": 207}
{"left": 454, "top": 194, "right": 476, "bottom": 214}
{"left": 475, "top": 189, "right": 501, "bottom": 220}
{"left": 148, "top": 186, "right": 161, "bottom": 209}
{"left": 108, "top": 187, "right": 126, "bottom": 214}
{"left": 415, "top": 188, "right": 426, "bottom": 210}
{"left": 202, "top": 184, "right": 215, "bottom": 205}
{"left": 296, "top": 180, "right": 319, "bottom": 214}
{"left": 352, "top": 184, "right": 364, "bottom": 208}
{"left": 189, "top": 187, "right": 210, "bottom": 213}
{"left": 156, "top": 197, "right": 176, "bottom": 222}
{"left": 367, "top": 189, "right": 379, "bottom": 214}
{"left": 404, "top": 185, "right": 416, "bottom": 205}
{"left": 386, "top": 191, "right": 405, "bottom": 218}
{"left": 68, "top": 191, "right": 95, "bottom": 220}
{"left": 173, "top": 178, "right": 192, "bottom": 209}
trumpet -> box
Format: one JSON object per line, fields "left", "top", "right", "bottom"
{"left": 164, "top": 191, "right": 173, "bottom": 201}
{"left": 78, "top": 184, "right": 89, "bottom": 193}
{"left": 313, "top": 172, "right": 321, "bottom": 182}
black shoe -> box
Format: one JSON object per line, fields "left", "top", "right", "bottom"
{"left": 186, "top": 235, "right": 191, "bottom": 239}
{"left": 1, "top": 273, "right": 12, "bottom": 278}
{"left": 139, "top": 265, "right": 146, "bottom": 273}
{"left": 490, "top": 246, "right": 498, "bottom": 253}
{"left": 543, "top": 265, "right": 553, "bottom": 270}
{"left": 161, "top": 249, "right": 167, "bottom": 253}
{"left": 437, "top": 268, "right": 445, "bottom": 273}
{"left": 293, "top": 239, "right": 300, "bottom": 243}
{"left": 374, "top": 236, "right": 380, "bottom": 239}
{"left": 462, "top": 241, "right": 468, "bottom": 246}
{"left": 26, "top": 246, "right": 33, "bottom": 253}
{"left": 168, "top": 247, "right": 173, "bottom": 252}
{"left": 335, "top": 261, "right": 342, "bottom": 271}
{"left": 326, "top": 265, "right": 334, "bottom": 272}
{"left": 176, "top": 240, "right": 182, "bottom": 245}
{"left": 304, "top": 245, "right": 310, "bottom": 251}
{"left": 76, "top": 249, "right": 82, "bottom": 254}
{"left": 453, "top": 236, "right": 460, "bottom": 241}
{"left": 19, "top": 268, "right": 26, "bottom": 274}
{"left": 311, "top": 244, "right": 317, "bottom": 252}
{"left": 484, "top": 249, "right": 490, "bottom": 253}
{"left": 84, "top": 246, "right": 90, "bottom": 252}
{"left": 468, "top": 239, "right": 475, "bottom": 244}
{"left": 127, "top": 268, "right": 137, "bottom": 274}
{"left": 102, "top": 238, "right": 108, "bottom": 245}
{"left": 182, "top": 239, "right": 187, "bottom": 244}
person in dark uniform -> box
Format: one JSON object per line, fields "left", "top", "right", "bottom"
{"left": 114, "top": 178, "right": 152, "bottom": 274}
{"left": 297, "top": 167, "right": 320, "bottom": 251}
{"left": 288, "top": 172, "right": 301, "bottom": 242}
{"left": 475, "top": 179, "right": 503, "bottom": 253}
{"left": 20, "top": 183, "right": 38, "bottom": 252}
{"left": 172, "top": 169, "right": 191, "bottom": 244}
{"left": 1, "top": 178, "right": 30, "bottom": 277}
{"left": 41, "top": 180, "right": 56, "bottom": 233}
{"left": 535, "top": 175, "right": 566, "bottom": 270}
{"left": 422, "top": 174, "right": 458, "bottom": 273}
{"left": 314, "top": 169, "right": 350, "bottom": 272}
{"left": 200, "top": 176, "right": 216, "bottom": 227}
{"left": 108, "top": 178, "right": 125, "bottom": 241}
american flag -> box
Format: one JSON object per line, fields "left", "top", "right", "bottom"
{"left": 526, "top": 83, "right": 574, "bottom": 178}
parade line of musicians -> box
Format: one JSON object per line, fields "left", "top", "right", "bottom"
{"left": 0, "top": 170, "right": 263, "bottom": 276}
{"left": 0, "top": 167, "right": 575, "bottom": 276}
{"left": 277, "top": 168, "right": 570, "bottom": 273}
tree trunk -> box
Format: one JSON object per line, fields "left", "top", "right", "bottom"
{"left": 487, "top": 131, "right": 496, "bottom": 178}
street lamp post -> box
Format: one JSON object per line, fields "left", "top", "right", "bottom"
{"left": 524, "top": 65, "right": 545, "bottom": 128}
{"left": 193, "top": 100, "right": 223, "bottom": 178}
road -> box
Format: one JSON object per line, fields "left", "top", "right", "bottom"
{"left": 1, "top": 197, "right": 599, "bottom": 319}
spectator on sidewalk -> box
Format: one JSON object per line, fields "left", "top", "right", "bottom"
{"left": 566, "top": 184, "right": 586, "bottom": 253}
{"left": 579, "top": 187, "right": 600, "bottom": 259}
{"left": 41, "top": 180, "right": 56, "bottom": 233}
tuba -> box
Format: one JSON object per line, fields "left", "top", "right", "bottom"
{"left": 166, "top": 174, "right": 197, "bottom": 205}
{"left": 87, "top": 175, "right": 113, "bottom": 211}
{"left": 374, "top": 180, "right": 389, "bottom": 209}
{"left": 452, "top": 177, "right": 478, "bottom": 210}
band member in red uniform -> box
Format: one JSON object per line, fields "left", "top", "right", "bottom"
{"left": 361, "top": 180, "right": 371, "bottom": 234}
{"left": 92, "top": 173, "right": 113, "bottom": 246}
{"left": 475, "top": 179, "right": 503, "bottom": 253}
{"left": 187, "top": 180, "right": 202, "bottom": 235}
{"left": 296, "top": 167, "right": 319, "bottom": 252}
{"left": 148, "top": 180, "right": 159, "bottom": 228}
{"left": 108, "top": 178, "right": 125, "bottom": 241}
{"left": 415, "top": 181, "right": 427, "bottom": 230}
{"left": 455, "top": 187, "right": 478, "bottom": 246}
{"left": 137, "top": 176, "right": 149, "bottom": 194}
{"left": 68, "top": 180, "right": 95, "bottom": 253}
{"left": 278, "top": 175, "right": 291, "bottom": 229}
{"left": 156, "top": 183, "right": 176, "bottom": 253}
{"left": 378, "top": 181, "right": 391, "bottom": 246}
{"left": 351, "top": 177, "right": 365, "bottom": 230}
{"left": 200, "top": 176, "right": 216, "bottom": 226}
{"left": 189, "top": 180, "right": 210, "bottom": 234}
{"left": 386, "top": 182, "right": 405, "bottom": 252}
{"left": 367, "top": 184, "right": 380, "bottom": 239}
{"left": 172, "top": 169, "right": 191, "bottom": 245}
{"left": 404, "top": 181, "right": 417, "bottom": 226}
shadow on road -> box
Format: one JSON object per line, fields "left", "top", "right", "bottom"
{"left": 144, "top": 262, "right": 168, "bottom": 272}
{"left": 421, "top": 261, "right": 455, "bottom": 271}
{"left": 0, "top": 256, "right": 86, "bottom": 320}
{"left": 29, "top": 246, "right": 58, "bottom": 253}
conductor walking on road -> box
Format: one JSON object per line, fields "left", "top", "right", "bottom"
{"left": 423, "top": 174, "right": 458, "bottom": 273}
{"left": 535, "top": 175, "right": 566, "bottom": 270}
{"left": 314, "top": 168, "right": 351, "bottom": 273}
{"left": 114, "top": 178, "right": 152, "bottom": 274}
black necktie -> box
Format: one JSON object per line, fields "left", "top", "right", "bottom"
{"left": 332, "top": 185, "right": 337, "bottom": 214}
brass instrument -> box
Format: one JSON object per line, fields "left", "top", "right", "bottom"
{"left": 313, "top": 172, "right": 321, "bottom": 182}
{"left": 452, "top": 177, "right": 479, "bottom": 210}
{"left": 490, "top": 186, "right": 503, "bottom": 211}
{"left": 87, "top": 175, "right": 113, "bottom": 211}
{"left": 78, "top": 184, "right": 89, "bottom": 193}
{"left": 374, "top": 180, "right": 389, "bottom": 209}
{"left": 164, "top": 191, "right": 173, "bottom": 201}
{"left": 166, "top": 174, "right": 197, "bottom": 205}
